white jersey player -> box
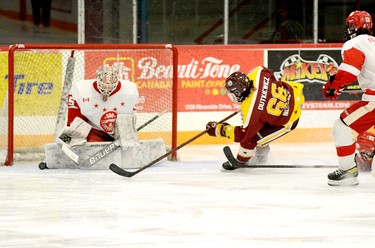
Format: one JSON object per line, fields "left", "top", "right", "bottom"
{"left": 40, "top": 64, "right": 166, "bottom": 170}
{"left": 67, "top": 64, "right": 139, "bottom": 142}
{"left": 322, "top": 10, "right": 375, "bottom": 186}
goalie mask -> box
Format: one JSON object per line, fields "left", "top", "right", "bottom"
{"left": 225, "top": 72, "right": 253, "bottom": 103}
{"left": 96, "top": 64, "right": 119, "bottom": 101}
{"left": 345, "top": 10, "right": 373, "bottom": 40}
{"left": 356, "top": 131, "right": 375, "bottom": 161}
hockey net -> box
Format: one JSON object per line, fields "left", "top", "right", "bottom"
{"left": 0, "top": 44, "right": 178, "bottom": 165}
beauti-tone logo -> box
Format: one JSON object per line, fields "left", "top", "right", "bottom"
{"left": 180, "top": 57, "right": 241, "bottom": 97}
{"left": 274, "top": 54, "right": 339, "bottom": 84}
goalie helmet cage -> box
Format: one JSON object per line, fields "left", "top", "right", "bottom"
{"left": 1, "top": 44, "right": 178, "bottom": 166}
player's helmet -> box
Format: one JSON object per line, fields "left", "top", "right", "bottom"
{"left": 356, "top": 131, "right": 375, "bottom": 160}
{"left": 96, "top": 64, "right": 119, "bottom": 101}
{"left": 225, "top": 72, "right": 253, "bottom": 102}
{"left": 345, "top": 10, "right": 373, "bottom": 40}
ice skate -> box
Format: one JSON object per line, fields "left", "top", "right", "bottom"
{"left": 247, "top": 145, "right": 270, "bottom": 165}
{"left": 327, "top": 166, "right": 359, "bottom": 186}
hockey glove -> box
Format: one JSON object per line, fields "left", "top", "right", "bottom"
{"left": 57, "top": 117, "right": 91, "bottom": 147}
{"left": 322, "top": 75, "right": 344, "bottom": 100}
{"left": 58, "top": 127, "right": 87, "bottom": 147}
{"left": 206, "top": 121, "right": 229, "bottom": 137}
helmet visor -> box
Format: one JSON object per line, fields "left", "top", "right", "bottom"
{"left": 226, "top": 91, "right": 239, "bottom": 103}
{"left": 96, "top": 64, "right": 119, "bottom": 96}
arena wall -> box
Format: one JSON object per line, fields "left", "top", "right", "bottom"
{"left": 1, "top": 43, "right": 360, "bottom": 147}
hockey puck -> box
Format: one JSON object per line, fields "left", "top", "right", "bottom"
{"left": 38, "top": 162, "right": 48, "bottom": 170}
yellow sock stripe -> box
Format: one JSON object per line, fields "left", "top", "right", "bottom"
{"left": 238, "top": 145, "right": 255, "bottom": 159}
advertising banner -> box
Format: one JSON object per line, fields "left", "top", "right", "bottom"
{"left": 177, "top": 46, "right": 264, "bottom": 112}
{"left": 267, "top": 49, "right": 360, "bottom": 109}
{"left": 177, "top": 45, "right": 360, "bottom": 112}
{"left": 85, "top": 50, "right": 174, "bottom": 113}
{"left": 0, "top": 52, "right": 7, "bottom": 110}
{"left": 0, "top": 53, "right": 62, "bottom": 115}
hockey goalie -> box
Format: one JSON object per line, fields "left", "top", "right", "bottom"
{"left": 39, "top": 64, "right": 166, "bottom": 170}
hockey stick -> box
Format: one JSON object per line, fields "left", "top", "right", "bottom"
{"left": 136, "top": 109, "right": 168, "bottom": 131}
{"left": 76, "top": 110, "right": 169, "bottom": 168}
{"left": 53, "top": 51, "right": 78, "bottom": 163}
{"left": 109, "top": 109, "right": 241, "bottom": 177}
{"left": 223, "top": 146, "right": 336, "bottom": 169}
{"left": 39, "top": 109, "right": 169, "bottom": 170}
{"left": 343, "top": 84, "right": 362, "bottom": 93}
{"left": 54, "top": 51, "right": 76, "bottom": 138}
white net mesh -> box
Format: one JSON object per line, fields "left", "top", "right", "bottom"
{"left": 1, "top": 45, "right": 176, "bottom": 164}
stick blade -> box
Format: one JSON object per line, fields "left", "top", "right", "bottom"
{"left": 109, "top": 164, "right": 135, "bottom": 177}
{"left": 223, "top": 146, "right": 245, "bottom": 170}
{"left": 223, "top": 146, "right": 239, "bottom": 165}
{"left": 62, "top": 143, "right": 79, "bottom": 164}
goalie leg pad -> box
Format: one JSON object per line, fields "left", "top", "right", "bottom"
{"left": 120, "top": 138, "right": 166, "bottom": 169}
{"left": 45, "top": 142, "right": 121, "bottom": 169}
{"left": 114, "top": 114, "right": 139, "bottom": 146}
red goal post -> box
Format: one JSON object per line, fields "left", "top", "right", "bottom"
{"left": 1, "top": 44, "right": 178, "bottom": 165}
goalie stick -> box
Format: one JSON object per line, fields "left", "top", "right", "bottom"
{"left": 223, "top": 146, "right": 336, "bottom": 169}
{"left": 39, "top": 109, "right": 168, "bottom": 170}
{"left": 52, "top": 51, "right": 78, "bottom": 164}
{"left": 109, "top": 109, "right": 241, "bottom": 178}
{"left": 54, "top": 51, "right": 76, "bottom": 139}
{"left": 76, "top": 109, "right": 169, "bottom": 168}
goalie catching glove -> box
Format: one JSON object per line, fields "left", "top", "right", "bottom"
{"left": 57, "top": 117, "right": 92, "bottom": 147}
{"left": 206, "top": 121, "right": 229, "bottom": 137}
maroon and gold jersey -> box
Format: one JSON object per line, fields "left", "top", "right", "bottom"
{"left": 226, "top": 66, "right": 304, "bottom": 151}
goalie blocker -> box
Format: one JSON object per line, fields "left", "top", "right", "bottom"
{"left": 42, "top": 114, "right": 166, "bottom": 169}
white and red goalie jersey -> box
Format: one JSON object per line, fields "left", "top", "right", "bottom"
{"left": 67, "top": 79, "right": 139, "bottom": 142}
{"left": 332, "top": 34, "right": 375, "bottom": 100}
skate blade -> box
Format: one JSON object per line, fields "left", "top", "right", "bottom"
{"left": 328, "top": 177, "right": 359, "bottom": 186}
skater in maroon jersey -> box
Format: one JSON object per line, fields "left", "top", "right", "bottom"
{"left": 206, "top": 66, "right": 304, "bottom": 171}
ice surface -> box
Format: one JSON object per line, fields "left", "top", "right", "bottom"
{"left": 1, "top": 143, "right": 375, "bottom": 248}
{"left": 2, "top": 12, "right": 375, "bottom": 248}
